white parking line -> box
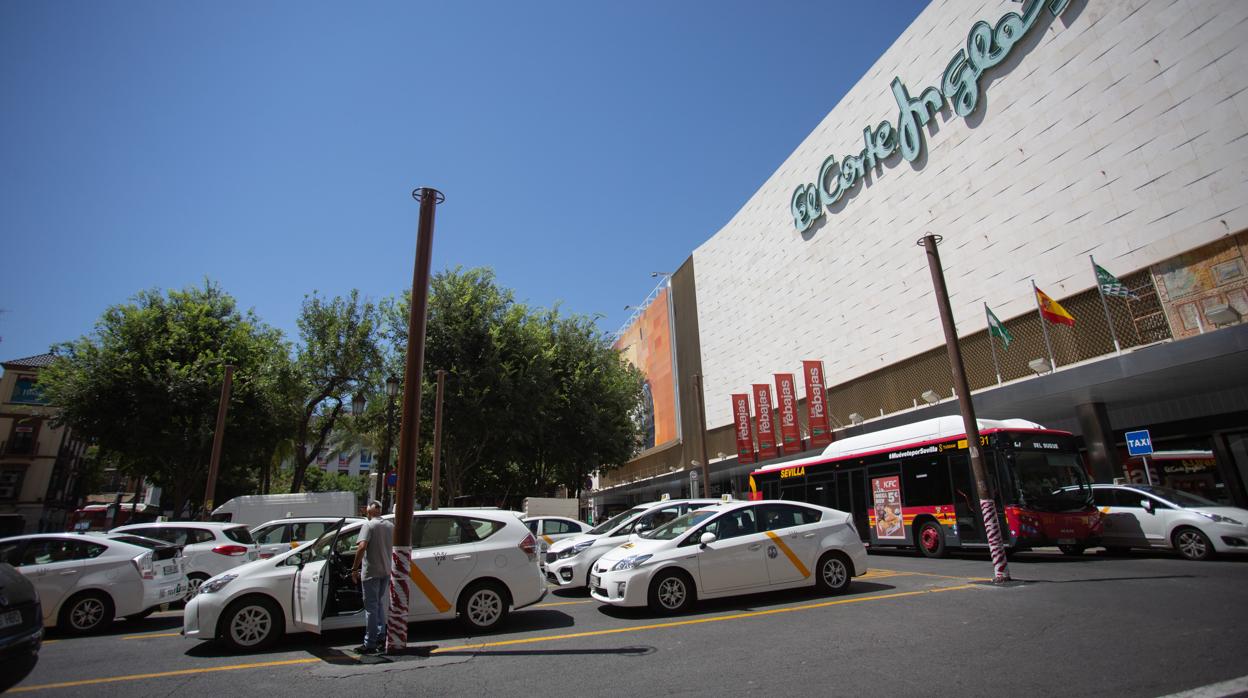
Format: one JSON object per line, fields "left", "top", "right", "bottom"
{"left": 1155, "top": 674, "right": 1248, "bottom": 698}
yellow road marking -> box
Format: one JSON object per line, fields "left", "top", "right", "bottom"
{"left": 409, "top": 562, "right": 452, "bottom": 613}
{"left": 764, "top": 531, "right": 811, "bottom": 578}
{"left": 534, "top": 600, "right": 593, "bottom": 608}
{"left": 9, "top": 658, "right": 320, "bottom": 693}
{"left": 121, "top": 631, "right": 183, "bottom": 641}
{"left": 432, "top": 584, "right": 977, "bottom": 653}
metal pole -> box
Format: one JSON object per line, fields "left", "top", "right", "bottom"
{"left": 376, "top": 396, "right": 395, "bottom": 508}
{"left": 430, "top": 369, "right": 446, "bottom": 510}
{"left": 920, "top": 235, "right": 1010, "bottom": 583}
{"left": 693, "top": 374, "right": 711, "bottom": 498}
{"left": 388, "top": 187, "right": 443, "bottom": 653}
{"left": 1091, "top": 256, "right": 1122, "bottom": 355}
{"left": 1032, "top": 280, "right": 1057, "bottom": 369}
{"left": 985, "top": 304, "right": 1003, "bottom": 385}
{"left": 202, "top": 364, "right": 234, "bottom": 520}
{"left": 1142, "top": 454, "right": 1154, "bottom": 486}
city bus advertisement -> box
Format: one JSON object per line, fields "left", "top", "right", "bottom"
{"left": 871, "top": 476, "right": 905, "bottom": 539}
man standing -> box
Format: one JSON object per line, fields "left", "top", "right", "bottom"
{"left": 351, "top": 500, "right": 394, "bottom": 654}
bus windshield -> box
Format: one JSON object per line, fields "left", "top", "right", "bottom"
{"left": 1013, "top": 452, "right": 1092, "bottom": 512}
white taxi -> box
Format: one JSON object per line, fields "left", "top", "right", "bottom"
{"left": 589, "top": 500, "right": 867, "bottom": 613}
{"left": 0, "top": 533, "right": 187, "bottom": 633}
{"left": 183, "top": 510, "right": 545, "bottom": 651}
{"left": 543, "top": 499, "right": 723, "bottom": 589}
{"left": 522, "top": 516, "right": 589, "bottom": 554}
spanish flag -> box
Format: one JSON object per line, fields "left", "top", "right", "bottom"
{"left": 1035, "top": 287, "right": 1075, "bottom": 326}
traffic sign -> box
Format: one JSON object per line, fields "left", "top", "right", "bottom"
{"left": 1125, "top": 429, "right": 1153, "bottom": 457}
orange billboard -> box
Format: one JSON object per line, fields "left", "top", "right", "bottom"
{"left": 614, "top": 286, "right": 679, "bottom": 451}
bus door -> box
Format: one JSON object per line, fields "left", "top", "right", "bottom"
{"left": 839, "top": 470, "right": 870, "bottom": 541}
{"left": 949, "top": 455, "right": 985, "bottom": 543}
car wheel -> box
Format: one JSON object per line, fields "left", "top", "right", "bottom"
{"left": 220, "top": 596, "right": 284, "bottom": 651}
{"left": 458, "top": 581, "right": 510, "bottom": 632}
{"left": 184, "top": 573, "right": 209, "bottom": 602}
{"left": 1173, "top": 527, "right": 1215, "bottom": 561}
{"left": 815, "top": 552, "right": 851, "bottom": 595}
{"left": 1058, "top": 544, "right": 1086, "bottom": 556}
{"left": 59, "top": 591, "right": 114, "bottom": 635}
{"left": 648, "top": 569, "right": 694, "bottom": 614}
{"left": 916, "top": 521, "right": 947, "bottom": 558}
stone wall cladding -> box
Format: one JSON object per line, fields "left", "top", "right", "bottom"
{"left": 694, "top": 0, "right": 1248, "bottom": 427}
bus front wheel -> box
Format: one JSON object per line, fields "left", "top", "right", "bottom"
{"left": 916, "top": 521, "right": 947, "bottom": 558}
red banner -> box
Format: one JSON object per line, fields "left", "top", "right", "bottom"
{"left": 802, "top": 360, "right": 833, "bottom": 447}
{"left": 752, "top": 384, "right": 779, "bottom": 461}
{"left": 731, "top": 394, "right": 755, "bottom": 464}
{"left": 773, "top": 373, "right": 800, "bottom": 454}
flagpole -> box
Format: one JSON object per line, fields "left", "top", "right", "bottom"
{"left": 1091, "top": 255, "right": 1122, "bottom": 355}
{"left": 985, "top": 303, "right": 1003, "bottom": 385}
{"left": 1032, "top": 279, "right": 1057, "bottom": 369}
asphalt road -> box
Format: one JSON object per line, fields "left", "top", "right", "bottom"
{"left": 9, "top": 548, "right": 1248, "bottom": 697}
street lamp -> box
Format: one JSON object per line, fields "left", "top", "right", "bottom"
{"left": 378, "top": 376, "right": 400, "bottom": 509}
{"left": 350, "top": 392, "right": 367, "bottom": 417}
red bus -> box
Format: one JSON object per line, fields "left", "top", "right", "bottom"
{"left": 749, "top": 416, "right": 1102, "bottom": 557}
{"left": 66, "top": 503, "right": 160, "bottom": 532}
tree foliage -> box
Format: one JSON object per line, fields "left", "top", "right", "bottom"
{"left": 38, "top": 281, "right": 295, "bottom": 515}
{"left": 385, "top": 267, "right": 643, "bottom": 504}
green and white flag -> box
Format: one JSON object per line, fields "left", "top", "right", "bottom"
{"left": 986, "top": 305, "right": 1013, "bottom": 349}
{"left": 1095, "top": 263, "right": 1138, "bottom": 300}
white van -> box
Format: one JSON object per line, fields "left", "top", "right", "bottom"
{"left": 210, "top": 492, "right": 357, "bottom": 529}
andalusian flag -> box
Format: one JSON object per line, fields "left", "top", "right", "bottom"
{"left": 1035, "top": 287, "right": 1075, "bottom": 326}
{"left": 1095, "top": 263, "right": 1139, "bottom": 300}
{"left": 985, "top": 305, "right": 1013, "bottom": 349}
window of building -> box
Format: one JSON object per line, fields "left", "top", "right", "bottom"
{"left": 0, "top": 467, "right": 24, "bottom": 500}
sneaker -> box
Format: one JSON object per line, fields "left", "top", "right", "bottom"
{"left": 362, "top": 646, "right": 385, "bottom": 656}
{"left": 352, "top": 645, "right": 372, "bottom": 654}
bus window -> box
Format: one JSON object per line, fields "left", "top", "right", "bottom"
{"left": 902, "top": 458, "right": 952, "bottom": 506}
{"left": 807, "top": 471, "right": 836, "bottom": 509}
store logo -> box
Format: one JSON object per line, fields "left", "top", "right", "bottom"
{"left": 791, "top": 0, "right": 1073, "bottom": 231}
{"left": 767, "top": 546, "right": 779, "bottom": 559}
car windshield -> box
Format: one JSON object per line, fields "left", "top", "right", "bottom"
{"left": 1013, "top": 452, "right": 1092, "bottom": 512}
{"left": 641, "top": 510, "right": 717, "bottom": 540}
{"left": 1130, "top": 485, "right": 1219, "bottom": 508}
{"left": 590, "top": 507, "right": 647, "bottom": 535}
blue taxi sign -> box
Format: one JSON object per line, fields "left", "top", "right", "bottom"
{"left": 1125, "top": 429, "right": 1153, "bottom": 457}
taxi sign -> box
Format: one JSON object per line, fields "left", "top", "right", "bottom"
{"left": 1125, "top": 429, "right": 1153, "bottom": 457}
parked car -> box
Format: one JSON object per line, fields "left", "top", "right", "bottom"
{"left": 183, "top": 510, "right": 545, "bottom": 651}
{"left": 543, "top": 499, "right": 725, "bottom": 589}
{"left": 0, "top": 562, "right": 42, "bottom": 690}
{"left": 250, "top": 517, "right": 364, "bottom": 559}
{"left": 0, "top": 533, "right": 187, "bottom": 634}
{"left": 110, "top": 522, "right": 259, "bottom": 598}
{"left": 590, "top": 500, "right": 867, "bottom": 613}
{"left": 1089, "top": 484, "right": 1248, "bottom": 560}
{"left": 522, "top": 516, "right": 590, "bottom": 553}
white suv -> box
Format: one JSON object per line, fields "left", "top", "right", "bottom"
{"left": 111, "top": 522, "right": 259, "bottom": 598}
{"left": 543, "top": 499, "right": 724, "bottom": 589}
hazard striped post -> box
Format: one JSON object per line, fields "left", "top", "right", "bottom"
{"left": 387, "top": 186, "right": 443, "bottom": 652}
{"left": 919, "top": 234, "right": 1011, "bottom": 583}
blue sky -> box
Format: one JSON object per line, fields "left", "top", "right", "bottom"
{"left": 0, "top": 1, "right": 928, "bottom": 360}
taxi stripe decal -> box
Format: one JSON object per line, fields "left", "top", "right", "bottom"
{"left": 409, "top": 562, "right": 452, "bottom": 613}
{"left": 764, "top": 531, "right": 810, "bottom": 578}
{"left": 542, "top": 535, "right": 554, "bottom": 545}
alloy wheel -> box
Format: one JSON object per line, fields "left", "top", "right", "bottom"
{"left": 822, "top": 558, "right": 848, "bottom": 590}
{"left": 657, "top": 577, "right": 686, "bottom": 610}
{"left": 229, "top": 605, "right": 272, "bottom": 647}
{"left": 1177, "top": 530, "right": 1208, "bottom": 560}
{"left": 467, "top": 589, "right": 503, "bottom": 628}
{"left": 70, "top": 597, "right": 105, "bottom": 631}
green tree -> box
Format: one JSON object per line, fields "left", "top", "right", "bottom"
{"left": 384, "top": 267, "right": 642, "bottom": 504}
{"left": 39, "top": 281, "right": 295, "bottom": 515}
{"left": 287, "top": 290, "right": 383, "bottom": 493}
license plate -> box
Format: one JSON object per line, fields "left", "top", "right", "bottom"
{"left": 0, "top": 610, "right": 20, "bottom": 630}
{"left": 162, "top": 564, "right": 176, "bottom": 576}
{"left": 1057, "top": 538, "right": 1076, "bottom": 545}
{"left": 589, "top": 574, "right": 600, "bottom": 588}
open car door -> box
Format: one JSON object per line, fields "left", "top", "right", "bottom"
{"left": 292, "top": 518, "right": 346, "bottom": 634}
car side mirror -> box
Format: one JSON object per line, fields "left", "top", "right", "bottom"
{"left": 1140, "top": 499, "right": 1153, "bottom": 513}
{"left": 699, "top": 532, "right": 717, "bottom": 547}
